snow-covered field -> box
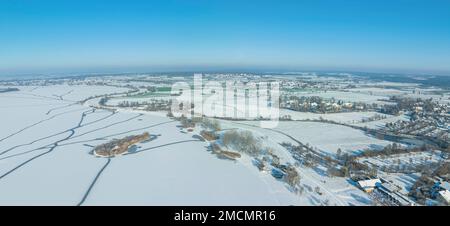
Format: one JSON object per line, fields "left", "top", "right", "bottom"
{"left": 216, "top": 120, "right": 373, "bottom": 205}
{"left": 280, "top": 109, "right": 392, "bottom": 124}
{"left": 0, "top": 84, "right": 378, "bottom": 205}
{"left": 346, "top": 87, "right": 407, "bottom": 96}
{"left": 220, "top": 120, "right": 392, "bottom": 156}
{"left": 354, "top": 114, "right": 410, "bottom": 129}
{"left": 287, "top": 90, "right": 389, "bottom": 104}
{"left": 346, "top": 86, "right": 450, "bottom": 104}
{"left": 2, "top": 84, "right": 350, "bottom": 206}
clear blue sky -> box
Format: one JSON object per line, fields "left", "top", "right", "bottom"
{"left": 1, "top": 0, "right": 450, "bottom": 75}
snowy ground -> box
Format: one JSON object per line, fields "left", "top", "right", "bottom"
{"left": 286, "top": 90, "right": 390, "bottom": 105}
{"left": 280, "top": 109, "right": 393, "bottom": 125}
{"left": 354, "top": 114, "right": 410, "bottom": 129}
{"left": 347, "top": 86, "right": 450, "bottom": 104}
{"left": 0, "top": 84, "right": 378, "bottom": 205}
{"left": 2, "top": 84, "right": 357, "bottom": 206}
{"left": 216, "top": 120, "right": 373, "bottom": 205}
{"left": 220, "top": 120, "right": 392, "bottom": 156}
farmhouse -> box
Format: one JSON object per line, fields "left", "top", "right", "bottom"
{"left": 356, "top": 178, "right": 381, "bottom": 192}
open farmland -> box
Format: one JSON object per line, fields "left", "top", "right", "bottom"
{"left": 1, "top": 72, "right": 449, "bottom": 206}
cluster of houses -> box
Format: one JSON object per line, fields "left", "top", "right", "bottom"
{"left": 355, "top": 176, "right": 450, "bottom": 206}
{"left": 384, "top": 116, "right": 449, "bottom": 146}
{"left": 382, "top": 97, "right": 448, "bottom": 136}
{"left": 280, "top": 96, "right": 371, "bottom": 113}
{"left": 280, "top": 78, "right": 344, "bottom": 91}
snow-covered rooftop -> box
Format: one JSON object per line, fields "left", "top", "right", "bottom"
{"left": 357, "top": 179, "right": 381, "bottom": 190}
{"left": 438, "top": 190, "right": 450, "bottom": 204}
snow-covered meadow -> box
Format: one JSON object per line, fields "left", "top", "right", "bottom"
{"left": 2, "top": 84, "right": 345, "bottom": 206}
{"left": 220, "top": 120, "right": 392, "bottom": 156}
{"left": 0, "top": 83, "right": 379, "bottom": 206}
